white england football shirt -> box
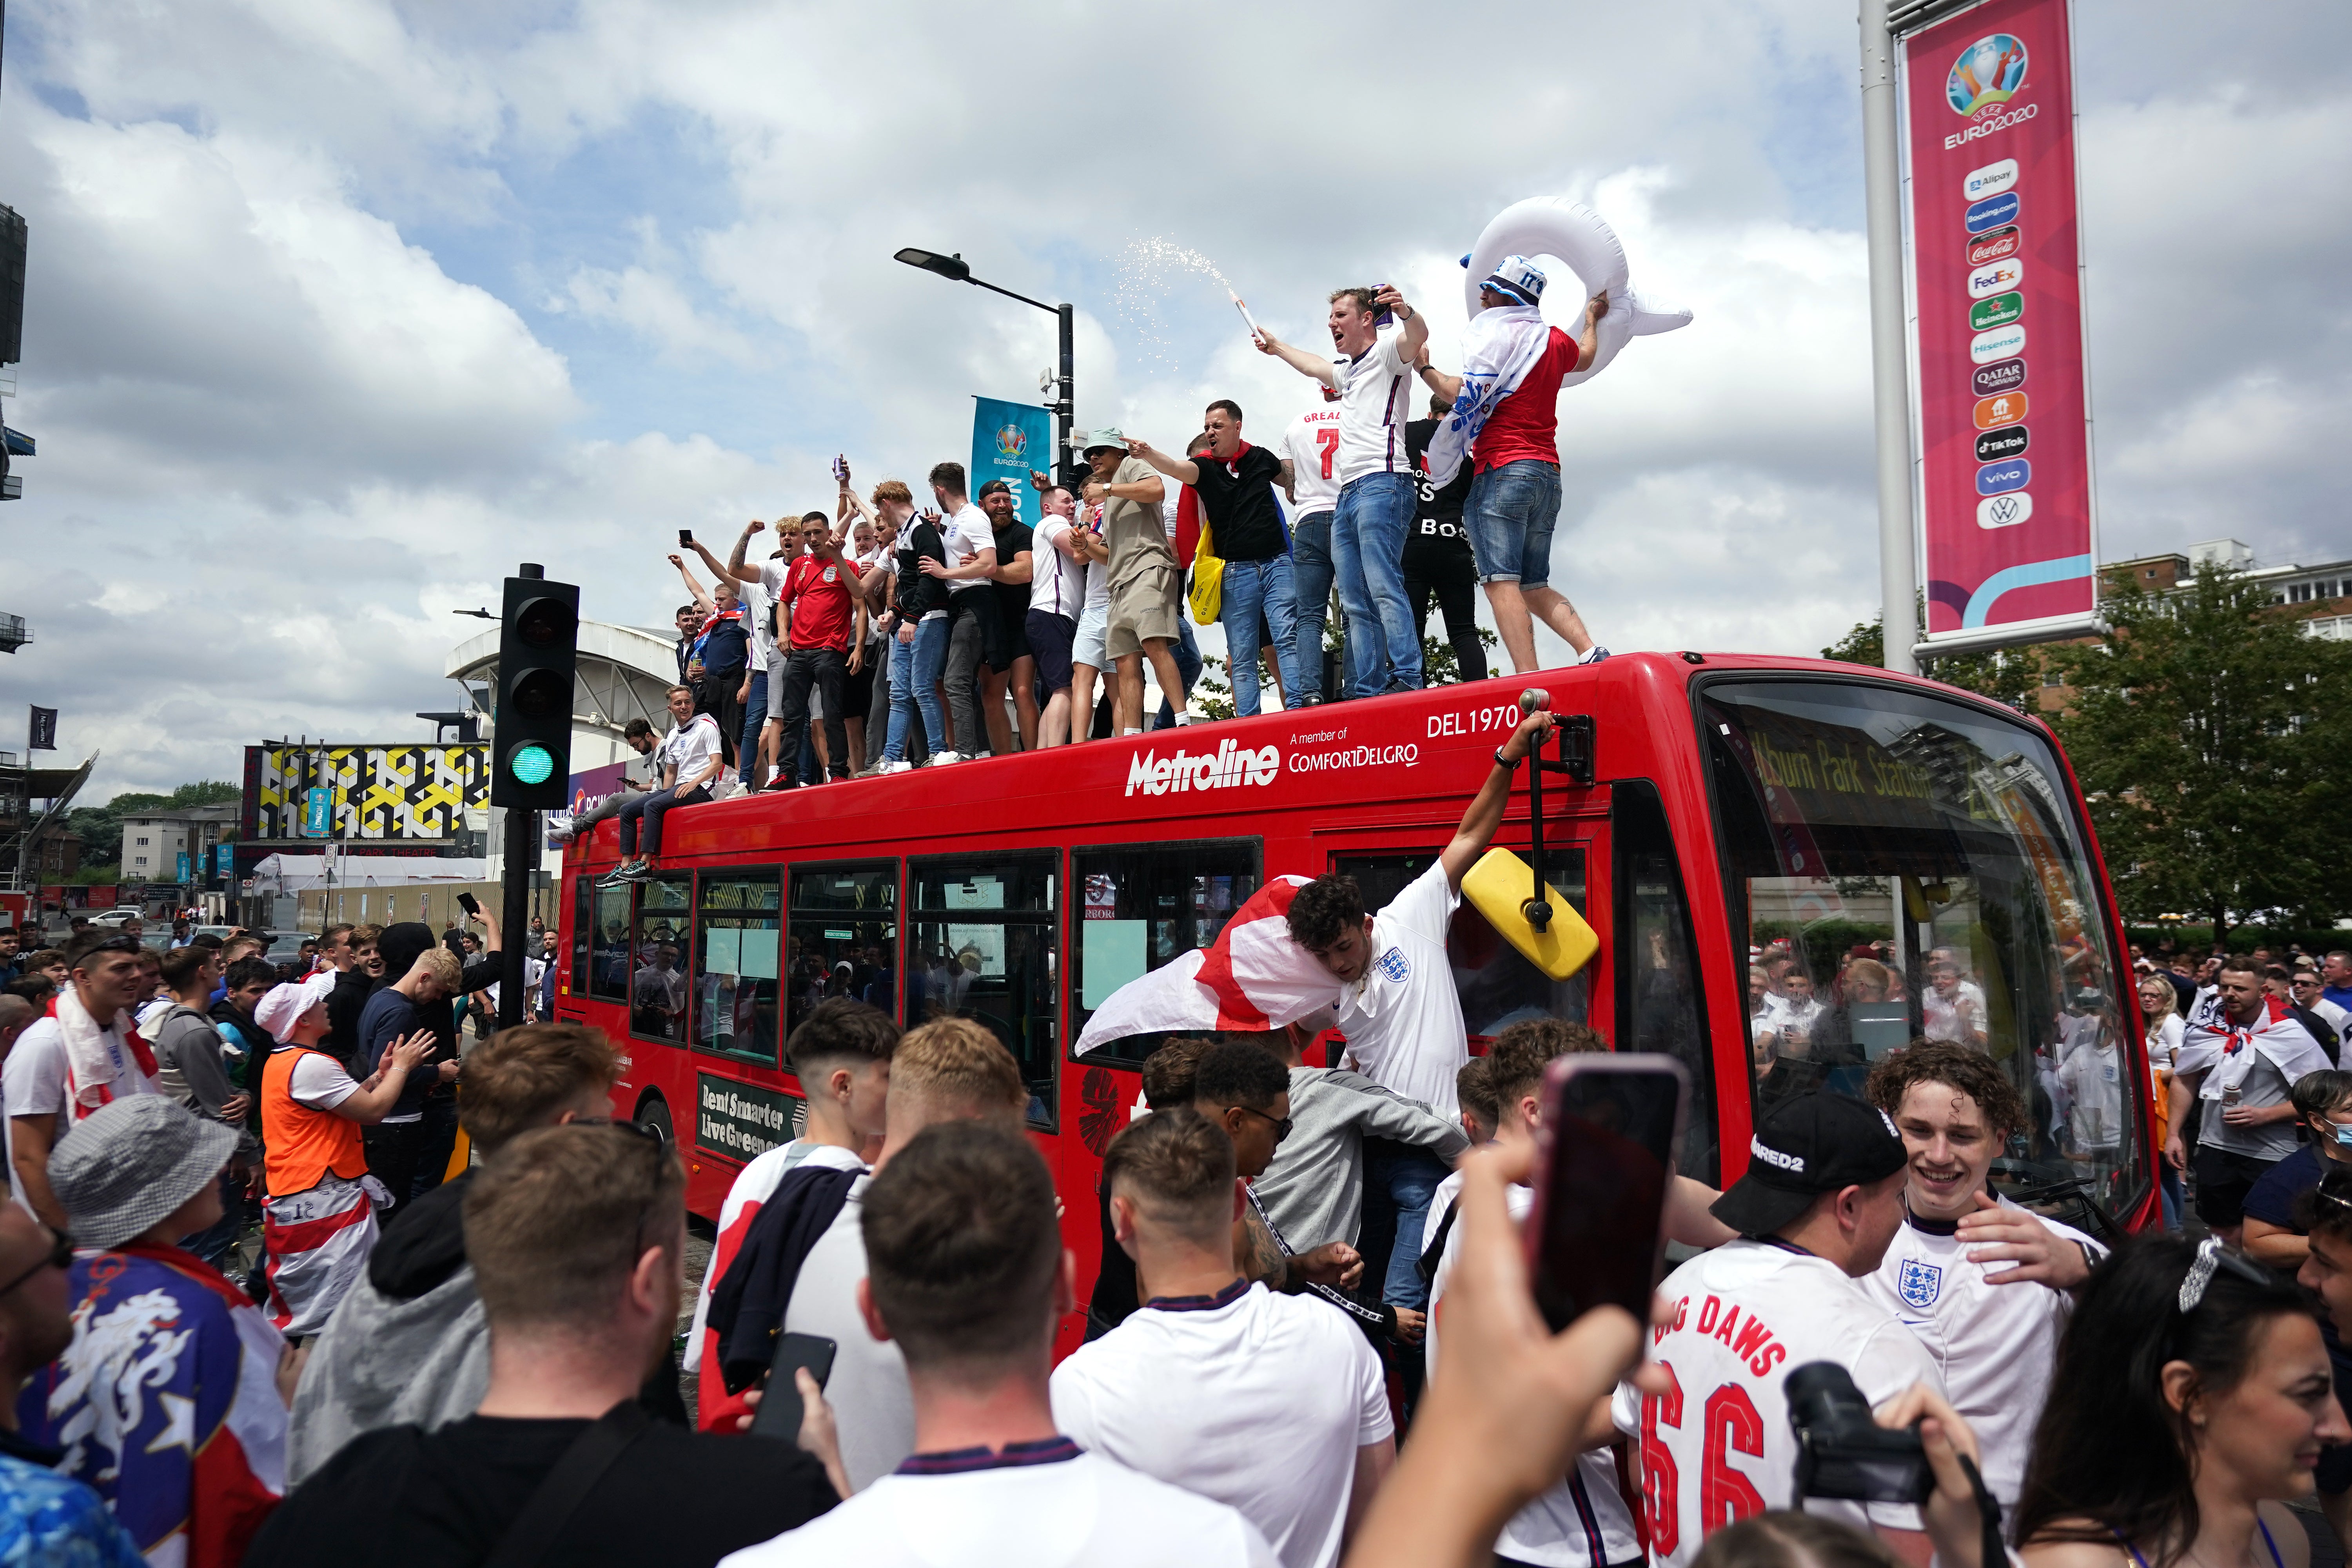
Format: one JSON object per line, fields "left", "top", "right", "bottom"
{"left": 783, "top": 1174, "right": 913, "bottom": 1492}
{"left": 1609, "top": 1239, "right": 1945, "bottom": 1568}
{"left": 1332, "top": 862, "right": 1468, "bottom": 1118}
{"left": 1859, "top": 1203, "right": 2100, "bottom": 1509}
{"left": 1029, "top": 515, "right": 1082, "bottom": 619}
{"left": 659, "top": 713, "right": 724, "bottom": 788}
{"left": 1318, "top": 327, "right": 1414, "bottom": 488}
{"left": 1279, "top": 406, "right": 1345, "bottom": 516}
{"left": 942, "top": 503, "right": 996, "bottom": 596}
{"left": 4, "top": 1015, "right": 161, "bottom": 1212}
{"left": 1050, "top": 1280, "right": 1390, "bottom": 1568}
{"left": 1430, "top": 1185, "right": 1642, "bottom": 1568}
{"left": 717, "top": 1447, "right": 1276, "bottom": 1567}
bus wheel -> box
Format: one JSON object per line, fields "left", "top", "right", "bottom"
{"left": 635, "top": 1097, "right": 675, "bottom": 1148}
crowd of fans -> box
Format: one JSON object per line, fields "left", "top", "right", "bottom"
{"left": 558, "top": 263, "right": 1623, "bottom": 878}
{"left": 10, "top": 844, "right": 2352, "bottom": 1561}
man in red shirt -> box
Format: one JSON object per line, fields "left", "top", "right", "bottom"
{"left": 765, "top": 515, "right": 865, "bottom": 789}
{"left": 1417, "top": 257, "right": 1608, "bottom": 675}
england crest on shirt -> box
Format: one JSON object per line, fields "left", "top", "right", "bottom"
{"left": 1374, "top": 947, "right": 1410, "bottom": 983}
{"left": 1898, "top": 1258, "right": 1943, "bottom": 1309}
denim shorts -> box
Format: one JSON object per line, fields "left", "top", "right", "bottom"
{"left": 1463, "top": 458, "right": 1563, "bottom": 588}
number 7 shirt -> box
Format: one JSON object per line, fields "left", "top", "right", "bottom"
{"left": 1608, "top": 1239, "right": 1945, "bottom": 1568}
{"left": 1278, "top": 405, "right": 1343, "bottom": 517}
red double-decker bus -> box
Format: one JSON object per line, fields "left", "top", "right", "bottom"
{"left": 554, "top": 652, "right": 2152, "bottom": 1356}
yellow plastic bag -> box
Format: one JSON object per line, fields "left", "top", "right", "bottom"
{"left": 1461, "top": 847, "right": 1599, "bottom": 981}
{"left": 1189, "top": 514, "right": 1223, "bottom": 626}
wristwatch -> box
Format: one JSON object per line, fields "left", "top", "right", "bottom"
{"left": 1494, "top": 748, "right": 1521, "bottom": 771}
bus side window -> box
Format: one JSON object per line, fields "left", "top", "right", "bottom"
{"left": 628, "top": 877, "right": 694, "bottom": 1044}
{"left": 1069, "top": 840, "right": 1262, "bottom": 1069}
{"left": 695, "top": 871, "right": 782, "bottom": 1066}
{"left": 1330, "top": 853, "right": 1592, "bottom": 1042}
{"left": 587, "top": 883, "right": 632, "bottom": 1005}
{"left": 1612, "top": 782, "right": 1719, "bottom": 1185}
{"left": 788, "top": 864, "right": 899, "bottom": 1036}
{"left": 909, "top": 857, "right": 1058, "bottom": 1130}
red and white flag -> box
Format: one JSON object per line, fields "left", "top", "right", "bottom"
{"left": 1074, "top": 875, "right": 1345, "bottom": 1055}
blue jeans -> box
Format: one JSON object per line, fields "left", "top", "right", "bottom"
{"left": 740, "top": 668, "right": 768, "bottom": 772}
{"left": 1363, "top": 1145, "right": 1449, "bottom": 1310}
{"left": 1463, "top": 459, "right": 1563, "bottom": 588}
{"left": 1219, "top": 556, "right": 1307, "bottom": 714}
{"left": 178, "top": 1168, "right": 245, "bottom": 1269}
{"left": 884, "top": 620, "right": 948, "bottom": 762}
{"left": 1152, "top": 619, "right": 1203, "bottom": 730}
{"left": 1332, "top": 472, "right": 1422, "bottom": 695}
{"left": 1291, "top": 511, "right": 1337, "bottom": 701}
{"left": 616, "top": 783, "right": 710, "bottom": 858}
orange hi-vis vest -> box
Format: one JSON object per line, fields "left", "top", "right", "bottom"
{"left": 261, "top": 1045, "right": 368, "bottom": 1197}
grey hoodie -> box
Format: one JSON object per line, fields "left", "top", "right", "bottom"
{"left": 1254, "top": 1065, "right": 1468, "bottom": 1252}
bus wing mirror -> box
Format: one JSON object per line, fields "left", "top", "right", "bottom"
{"left": 1462, "top": 847, "right": 1598, "bottom": 981}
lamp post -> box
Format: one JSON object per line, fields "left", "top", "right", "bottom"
{"left": 894, "top": 247, "right": 1076, "bottom": 486}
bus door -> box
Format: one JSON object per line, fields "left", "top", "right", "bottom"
{"left": 1058, "top": 838, "right": 1266, "bottom": 1356}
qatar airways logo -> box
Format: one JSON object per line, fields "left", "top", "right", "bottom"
{"left": 1125, "top": 739, "right": 1281, "bottom": 798}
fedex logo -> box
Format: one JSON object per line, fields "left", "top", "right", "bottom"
{"left": 1968, "top": 258, "right": 2024, "bottom": 298}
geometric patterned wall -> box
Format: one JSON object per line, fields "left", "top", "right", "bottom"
{"left": 242, "top": 744, "right": 489, "bottom": 841}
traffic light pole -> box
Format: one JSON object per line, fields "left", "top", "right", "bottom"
{"left": 497, "top": 804, "right": 536, "bottom": 1030}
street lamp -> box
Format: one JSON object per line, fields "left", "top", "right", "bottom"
{"left": 894, "top": 247, "right": 1076, "bottom": 485}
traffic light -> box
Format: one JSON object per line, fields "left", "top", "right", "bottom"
{"left": 490, "top": 566, "right": 579, "bottom": 810}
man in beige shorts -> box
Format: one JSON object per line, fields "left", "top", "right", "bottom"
{"left": 1078, "top": 428, "right": 1188, "bottom": 734}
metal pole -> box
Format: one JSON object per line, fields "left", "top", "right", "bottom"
{"left": 1056, "top": 303, "right": 1077, "bottom": 488}
{"left": 1860, "top": 0, "right": 1918, "bottom": 676}
{"left": 497, "top": 808, "right": 535, "bottom": 1029}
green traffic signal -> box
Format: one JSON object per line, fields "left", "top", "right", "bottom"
{"left": 508, "top": 743, "right": 556, "bottom": 786}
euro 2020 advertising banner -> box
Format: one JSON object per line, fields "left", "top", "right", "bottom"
{"left": 970, "top": 396, "right": 1053, "bottom": 524}
{"left": 1902, "top": 0, "right": 2096, "bottom": 644}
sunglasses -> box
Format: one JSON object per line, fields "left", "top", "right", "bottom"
{"left": 78, "top": 935, "right": 142, "bottom": 960}
{"left": 0, "top": 1226, "right": 74, "bottom": 1300}
{"left": 1234, "top": 1104, "right": 1294, "bottom": 1144}
{"left": 2178, "top": 1234, "right": 2274, "bottom": 1313}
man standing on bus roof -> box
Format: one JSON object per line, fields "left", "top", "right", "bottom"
{"left": 1278, "top": 707, "right": 1556, "bottom": 1319}
{"left": 1255, "top": 284, "right": 1427, "bottom": 697}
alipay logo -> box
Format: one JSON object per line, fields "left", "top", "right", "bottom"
{"left": 1125, "top": 739, "right": 1281, "bottom": 798}
{"left": 1964, "top": 158, "right": 2019, "bottom": 201}
{"left": 1977, "top": 492, "right": 2034, "bottom": 530}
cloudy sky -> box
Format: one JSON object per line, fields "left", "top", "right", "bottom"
{"left": 0, "top": 0, "right": 2344, "bottom": 802}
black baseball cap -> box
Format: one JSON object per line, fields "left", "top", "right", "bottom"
{"left": 975, "top": 479, "right": 1012, "bottom": 500}
{"left": 1711, "top": 1091, "right": 1907, "bottom": 1237}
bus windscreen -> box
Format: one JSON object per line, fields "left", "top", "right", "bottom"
{"left": 1701, "top": 679, "right": 2143, "bottom": 1225}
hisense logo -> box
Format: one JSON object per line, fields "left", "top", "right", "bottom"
{"left": 1125, "top": 739, "right": 1282, "bottom": 798}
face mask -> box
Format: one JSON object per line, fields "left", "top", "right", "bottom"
{"left": 2333, "top": 1123, "right": 2352, "bottom": 1149}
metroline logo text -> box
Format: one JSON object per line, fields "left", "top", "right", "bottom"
{"left": 1125, "top": 739, "right": 1282, "bottom": 798}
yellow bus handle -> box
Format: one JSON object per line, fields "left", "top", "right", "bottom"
{"left": 1462, "top": 847, "right": 1599, "bottom": 982}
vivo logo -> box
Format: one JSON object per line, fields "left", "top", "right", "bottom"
{"left": 1977, "top": 492, "right": 2034, "bottom": 530}
{"left": 1976, "top": 426, "right": 2029, "bottom": 462}
{"left": 1125, "top": 739, "right": 1281, "bottom": 798}
{"left": 1968, "top": 259, "right": 2024, "bottom": 299}
{"left": 1971, "top": 324, "right": 2026, "bottom": 364}
{"left": 1977, "top": 458, "right": 2031, "bottom": 495}
{"left": 1964, "top": 191, "right": 2020, "bottom": 233}
{"left": 1968, "top": 226, "right": 2021, "bottom": 266}
{"left": 1964, "top": 158, "right": 2019, "bottom": 202}
{"left": 1972, "top": 359, "right": 2027, "bottom": 397}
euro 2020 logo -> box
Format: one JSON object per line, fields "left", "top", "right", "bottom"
{"left": 995, "top": 424, "right": 1027, "bottom": 461}
{"left": 1947, "top": 33, "right": 2027, "bottom": 118}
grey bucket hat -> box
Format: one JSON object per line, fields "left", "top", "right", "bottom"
{"left": 49, "top": 1096, "right": 238, "bottom": 1251}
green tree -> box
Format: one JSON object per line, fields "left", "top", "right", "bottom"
{"left": 59, "top": 780, "right": 241, "bottom": 879}
{"left": 1820, "top": 604, "right": 2040, "bottom": 709}
{"left": 2043, "top": 566, "right": 2352, "bottom": 940}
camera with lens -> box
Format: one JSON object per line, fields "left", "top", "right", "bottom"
{"left": 1786, "top": 1361, "right": 1933, "bottom": 1505}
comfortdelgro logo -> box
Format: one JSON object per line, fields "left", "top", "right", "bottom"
{"left": 1125, "top": 739, "right": 1281, "bottom": 798}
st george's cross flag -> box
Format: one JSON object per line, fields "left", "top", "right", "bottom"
{"left": 1074, "top": 875, "right": 1347, "bottom": 1055}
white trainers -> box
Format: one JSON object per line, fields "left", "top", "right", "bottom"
{"left": 928, "top": 750, "right": 964, "bottom": 767}
{"left": 876, "top": 759, "right": 915, "bottom": 775}
{"left": 1577, "top": 644, "right": 1612, "bottom": 666}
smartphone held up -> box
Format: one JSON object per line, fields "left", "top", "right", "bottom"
{"left": 1523, "top": 1054, "right": 1689, "bottom": 1334}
